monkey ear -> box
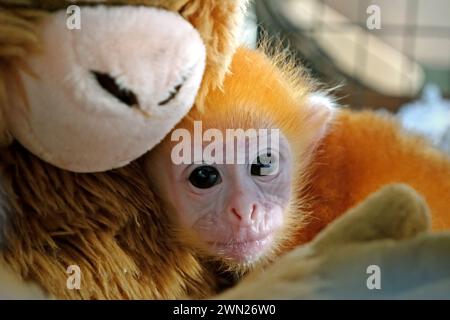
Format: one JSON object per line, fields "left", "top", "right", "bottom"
{"left": 307, "top": 92, "right": 338, "bottom": 111}
{"left": 303, "top": 91, "right": 337, "bottom": 147}
{"left": 312, "top": 183, "right": 431, "bottom": 252}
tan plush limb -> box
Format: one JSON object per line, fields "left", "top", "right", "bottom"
{"left": 217, "top": 184, "right": 433, "bottom": 299}
{"left": 312, "top": 183, "right": 431, "bottom": 250}
{"left": 0, "top": 254, "right": 50, "bottom": 299}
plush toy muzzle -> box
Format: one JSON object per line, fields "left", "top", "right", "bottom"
{"left": 4, "top": 5, "right": 206, "bottom": 172}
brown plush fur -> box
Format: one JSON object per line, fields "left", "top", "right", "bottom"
{"left": 1, "top": 143, "right": 219, "bottom": 299}
{"left": 0, "top": 0, "right": 247, "bottom": 298}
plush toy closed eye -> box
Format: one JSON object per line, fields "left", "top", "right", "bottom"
{"left": 0, "top": 0, "right": 245, "bottom": 172}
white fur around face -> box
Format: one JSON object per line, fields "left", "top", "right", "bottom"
{"left": 305, "top": 91, "right": 338, "bottom": 143}
{"left": 5, "top": 6, "right": 206, "bottom": 172}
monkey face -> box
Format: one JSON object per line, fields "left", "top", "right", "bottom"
{"left": 145, "top": 131, "right": 293, "bottom": 265}
{"left": 143, "top": 46, "right": 337, "bottom": 269}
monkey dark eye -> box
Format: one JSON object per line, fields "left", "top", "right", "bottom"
{"left": 189, "top": 166, "right": 222, "bottom": 189}
{"left": 92, "top": 71, "right": 138, "bottom": 107}
{"left": 251, "top": 152, "right": 278, "bottom": 176}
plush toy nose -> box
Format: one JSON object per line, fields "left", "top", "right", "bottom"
{"left": 82, "top": 7, "right": 206, "bottom": 115}
{"left": 6, "top": 6, "right": 206, "bottom": 173}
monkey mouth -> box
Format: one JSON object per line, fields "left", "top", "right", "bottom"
{"left": 208, "top": 233, "right": 273, "bottom": 263}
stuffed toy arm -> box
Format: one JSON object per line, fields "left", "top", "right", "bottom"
{"left": 219, "top": 183, "right": 450, "bottom": 299}
{"left": 0, "top": 256, "right": 48, "bottom": 299}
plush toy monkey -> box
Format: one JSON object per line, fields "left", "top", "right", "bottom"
{"left": 0, "top": 0, "right": 248, "bottom": 299}
{"left": 0, "top": 0, "right": 247, "bottom": 172}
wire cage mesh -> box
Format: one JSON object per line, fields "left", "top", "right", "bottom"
{"left": 253, "top": 0, "right": 450, "bottom": 112}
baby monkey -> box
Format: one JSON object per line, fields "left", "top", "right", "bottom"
{"left": 145, "top": 47, "right": 450, "bottom": 273}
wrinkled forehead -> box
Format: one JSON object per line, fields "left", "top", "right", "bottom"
{"left": 0, "top": 0, "right": 189, "bottom": 11}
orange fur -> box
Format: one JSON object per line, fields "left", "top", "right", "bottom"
{"left": 297, "top": 110, "right": 450, "bottom": 244}
{"left": 152, "top": 46, "right": 321, "bottom": 273}
{"left": 184, "top": 47, "right": 450, "bottom": 253}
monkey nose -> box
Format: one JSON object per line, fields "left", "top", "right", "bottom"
{"left": 229, "top": 204, "right": 258, "bottom": 226}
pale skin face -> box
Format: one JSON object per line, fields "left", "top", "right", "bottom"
{"left": 145, "top": 131, "right": 293, "bottom": 265}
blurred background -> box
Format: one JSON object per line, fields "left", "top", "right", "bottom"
{"left": 240, "top": 0, "right": 450, "bottom": 153}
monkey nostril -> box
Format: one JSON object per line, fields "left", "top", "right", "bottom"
{"left": 250, "top": 204, "right": 257, "bottom": 220}
{"left": 91, "top": 71, "right": 139, "bottom": 108}
{"left": 231, "top": 208, "right": 242, "bottom": 221}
